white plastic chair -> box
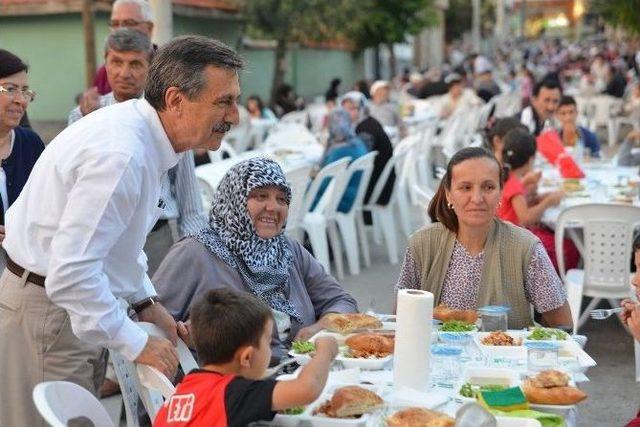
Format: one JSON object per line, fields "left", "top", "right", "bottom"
{"left": 110, "top": 322, "right": 198, "bottom": 425}
{"left": 393, "top": 135, "right": 420, "bottom": 237}
{"left": 284, "top": 165, "right": 312, "bottom": 242}
{"left": 555, "top": 204, "right": 640, "bottom": 334}
{"left": 301, "top": 158, "right": 350, "bottom": 278}
{"left": 33, "top": 381, "right": 115, "bottom": 427}
{"left": 333, "top": 151, "right": 378, "bottom": 275}
{"left": 136, "top": 365, "right": 176, "bottom": 400}
{"left": 412, "top": 184, "right": 433, "bottom": 225}
{"left": 197, "top": 177, "right": 215, "bottom": 210}
{"left": 207, "top": 140, "right": 238, "bottom": 163}
{"left": 360, "top": 151, "right": 409, "bottom": 265}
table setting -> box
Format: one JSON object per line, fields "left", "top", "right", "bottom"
{"left": 266, "top": 290, "right": 594, "bottom": 427}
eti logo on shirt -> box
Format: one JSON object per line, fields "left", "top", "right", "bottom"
{"left": 167, "top": 393, "right": 195, "bottom": 422}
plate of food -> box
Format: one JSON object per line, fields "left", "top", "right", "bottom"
{"left": 522, "top": 369, "right": 587, "bottom": 418}
{"left": 561, "top": 179, "right": 585, "bottom": 193}
{"left": 383, "top": 407, "right": 455, "bottom": 427}
{"left": 524, "top": 327, "right": 569, "bottom": 343}
{"left": 433, "top": 305, "right": 478, "bottom": 324}
{"left": 336, "top": 333, "right": 394, "bottom": 370}
{"left": 310, "top": 385, "right": 384, "bottom": 426}
{"left": 438, "top": 320, "right": 478, "bottom": 337}
{"left": 324, "top": 313, "right": 384, "bottom": 335}
{"left": 288, "top": 340, "right": 315, "bottom": 365}
{"left": 475, "top": 331, "right": 526, "bottom": 358}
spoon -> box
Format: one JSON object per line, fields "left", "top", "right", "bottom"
{"left": 455, "top": 402, "right": 497, "bottom": 427}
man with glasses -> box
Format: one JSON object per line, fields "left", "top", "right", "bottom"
{"left": 0, "top": 36, "right": 243, "bottom": 427}
{"left": 86, "top": 0, "right": 154, "bottom": 101}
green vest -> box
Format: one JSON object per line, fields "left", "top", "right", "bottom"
{"left": 408, "top": 219, "right": 537, "bottom": 329}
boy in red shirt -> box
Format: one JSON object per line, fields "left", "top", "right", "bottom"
{"left": 154, "top": 289, "right": 338, "bottom": 426}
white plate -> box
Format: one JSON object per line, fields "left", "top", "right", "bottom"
{"left": 309, "top": 322, "right": 396, "bottom": 345}
{"left": 336, "top": 354, "right": 392, "bottom": 370}
{"left": 474, "top": 331, "right": 526, "bottom": 358}
{"left": 496, "top": 417, "right": 542, "bottom": 427}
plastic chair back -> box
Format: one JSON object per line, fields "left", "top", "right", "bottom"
{"left": 33, "top": 381, "right": 115, "bottom": 427}
{"left": 207, "top": 141, "right": 238, "bottom": 163}
{"left": 365, "top": 150, "right": 408, "bottom": 207}
{"left": 555, "top": 203, "right": 640, "bottom": 292}
{"left": 302, "top": 157, "right": 350, "bottom": 214}
{"left": 284, "top": 165, "right": 312, "bottom": 234}
{"left": 136, "top": 365, "right": 176, "bottom": 399}
{"left": 342, "top": 151, "right": 378, "bottom": 214}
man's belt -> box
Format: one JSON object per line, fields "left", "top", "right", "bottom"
{"left": 6, "top": 256, "right": 46, "bottom": 287}
{"left": 151, "top": 219, "right": 169, "bottom": 232}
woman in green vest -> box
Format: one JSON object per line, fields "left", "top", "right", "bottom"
{"left": 395, "top": 147, "right": 572, "bottom": 330}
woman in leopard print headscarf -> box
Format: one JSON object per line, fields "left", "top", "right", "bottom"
{"left": 153, "top": 157, "right": 358, "bottom": 359}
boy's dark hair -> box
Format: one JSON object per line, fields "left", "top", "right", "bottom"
{"left": 502, "top": 128, "right": 537, "bottom": 171}
{"left": 428, "top": 147, "right": 503, "bottom": 233}
{"left": 532, "top": 78, "right": 562, "bottom": 97}
{"left": 190, "top": 289, "right": 273, "bottom": 365}
{"left": 558, "top": 95, "right": 577, "bottom": 108}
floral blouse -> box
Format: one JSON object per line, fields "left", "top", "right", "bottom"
{"left": 395, "top": 240, "right": 566, "bottom": 313}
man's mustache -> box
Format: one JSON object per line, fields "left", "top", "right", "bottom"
{"left": 213, "top": 122, "right": 233, "bottom": 133}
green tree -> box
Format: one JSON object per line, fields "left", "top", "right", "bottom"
{"left": 243, "top": 0, "right": 348, "bottom": 105}
{"left": 344, "top": 0, "right": 438, "bottom": 76}
{"left": 590, "top": 0, "right": 640, "bottom": 35}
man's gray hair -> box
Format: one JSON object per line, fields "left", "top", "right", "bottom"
{"left": 113, "top": 0, "right": 154, "bottom": 23}
{"left": 145, "top": 36, "right": 244, "bottom": 111}
{"left": 104, "top": 28, "right": 153, "bottom": 58}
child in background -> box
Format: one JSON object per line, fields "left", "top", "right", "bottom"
{"left": 153, "top": 289, "right": 338, "bottom": 427}
{"left": 497, "top": 128, "right": 578, "bottom": 271}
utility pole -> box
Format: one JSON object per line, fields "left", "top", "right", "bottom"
{"left": 81, "top": 0, "right": 96, "bottom": 88}
{"left": 471, "top": 0, "right": 481, "bottom": 53}
{"left": 150, "top": 0, "right": 173, "bottom": 45}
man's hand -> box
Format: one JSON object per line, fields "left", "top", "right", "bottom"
{"left": 620, "top": 299, "right": 636, "bottom": 325}
{"left": 135, "top": 336, "right": 179, "bottom": 379}
{"left": 294, "top": 322, "right": 324, "bottom": 342}
{"left": 137, "top": 302, "right": 178, "bottom": 345}
{"left": 177, "top": 320, "right": 193, "bottom": 348}
{"left": 79, "top": 87, "right": 100, "bottom": 116}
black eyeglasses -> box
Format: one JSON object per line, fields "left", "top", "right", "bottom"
{"left": 109, "top": 19, "right": 147, "bottom": 28}
{"left": 0, "top": 84, "right": 36, "bottom": 103}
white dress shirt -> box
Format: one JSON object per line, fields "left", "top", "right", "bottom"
{"left": 4, "top": 99, "right": 181, "bottom": 361}
{"left": 69, "top": 92, "right": 206, "bottom": 236}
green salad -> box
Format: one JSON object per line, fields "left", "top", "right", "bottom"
{"left": 459, "top": 382, "right": 508, "bottom": 398}
{"left": 292, "top": 340, "right": 315, "bottom": 354}
{"left": 281, "top": 406, "right": 305, "bottom": 415}
{"left": 440, "top": 320, "right": 476, "bottom": 332}
{"left": 527, "top": 327, "right": 568, "bottom": 341}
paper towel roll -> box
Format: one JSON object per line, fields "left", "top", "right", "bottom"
{"left": 393, "top": 289, "right": 434, "bottom": 391}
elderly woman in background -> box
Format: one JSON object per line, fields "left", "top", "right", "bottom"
{"left": 341, "top": 91, "right": 395, "bottom": 210}
{"left": 395, "top": 147, "right": 572, "bottom": 329}
{"left": 154, "top": 158, "right": 358, "bottom": 359}
{"left": 312, "top": 108, "right": 369, "bottom": 213}
{"left": 0, "top": 49, "right": 45, "bottom": 270}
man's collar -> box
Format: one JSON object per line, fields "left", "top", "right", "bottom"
{"left": 134, "top": 98, "right": 181, "bottom": 171}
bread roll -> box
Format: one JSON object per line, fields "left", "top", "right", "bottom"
{"left": 318, "top": 386, "right": 384, "bottom": 418}
{"left": 522, "top": 379, "right": 587, "bottom": 405}
{"left": 387, "top": 407, "right": 455, "bottom": 427}
{"left": 433, "top": 305, "right": 478, "bottom": 323}
{"left": 324, "top": 313, "right": 383, "bottom": 334}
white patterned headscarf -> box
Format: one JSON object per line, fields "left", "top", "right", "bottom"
{"left": 191, "top": 157, "right": 302, "bottom": 323}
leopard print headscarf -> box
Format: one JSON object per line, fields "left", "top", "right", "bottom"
{"left": 191, "top": 157, "right": 302, "bottom": 323}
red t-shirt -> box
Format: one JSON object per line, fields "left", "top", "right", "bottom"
{"left": 153, "top": 370, "right": 276, "bottom": 427}
{"left": 498, "top": 174, "right": 525, "bottom": 226}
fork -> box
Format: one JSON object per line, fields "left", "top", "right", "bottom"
{"left": 590, "top": 307, "right": 624, "bottom": 320}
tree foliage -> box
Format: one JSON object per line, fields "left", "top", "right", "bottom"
{"left": 590, "top": 0, "right": 640, "bottom": 35}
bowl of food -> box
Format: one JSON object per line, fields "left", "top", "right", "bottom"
{"left": 525, "top": 327, "right": 569, "bottom": 343}
{"left": 336, "top": 333, "right": 394, "bottom": 370}
{"left": 475, "top": 331, "right": 526, "bottom": 359}
{"left": 438, "top": 320, "right": 478, "bottom": 337}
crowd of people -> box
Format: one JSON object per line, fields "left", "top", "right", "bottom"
{"left": 3, "top": 0, "right": 640, "bottom": 425}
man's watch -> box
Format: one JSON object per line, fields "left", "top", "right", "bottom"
{"left": 132, "top": 296, "right": 159, "bottom": 314}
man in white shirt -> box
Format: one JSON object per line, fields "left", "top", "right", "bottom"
{"left": 69, "top": 28, "right": 207, "bottom": 275}
{"left": 0, "top": 35, "right": 243, "bottom": 427}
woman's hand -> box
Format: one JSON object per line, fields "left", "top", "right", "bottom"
{"left": 176, "top": 320, "right": 193, "bottom": 348}
{"left": 294, "top": 321, "right": 324, "bottom": 342}
{"left": 620, "top": 299, "right": 637, "bottom": 325}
